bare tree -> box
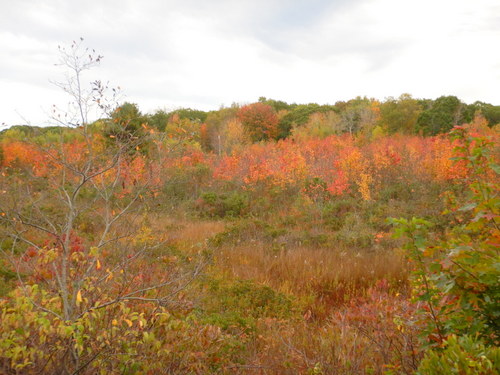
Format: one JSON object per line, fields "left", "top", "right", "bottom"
{"left": 0, "top": 39, "right": 205, "bottom": 374}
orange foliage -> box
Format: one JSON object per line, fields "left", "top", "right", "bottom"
{"left": 2, "top": 141, "right": 45, "bottom": 174}
{"left": 237, "top": 102, "right": 279, "bottom": 141}
{"left": 211, "top": 131, "right": 490, "bottom": 200}
{"left": 3, "top": 125, "right": 494, "bottom": 203}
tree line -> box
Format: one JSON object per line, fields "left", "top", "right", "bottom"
{"left": 3, "top": 94, "right": 500, "bottom": 155}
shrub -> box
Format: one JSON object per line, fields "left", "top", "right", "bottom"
{"left": 198, "top": 279, "right": 295, "bottom": 331}
{"left": 417, "top": 335, "right": 500, "bottom": 375}
{"left": 196, "top": 191, "right": 249, "bottom": 218}
{"left": 391, "top": 126, "right": 499, "bottom": 371}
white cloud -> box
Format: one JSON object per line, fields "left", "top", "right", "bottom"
{"left": 1, "top": 0, "right": 499, "bottom": 127}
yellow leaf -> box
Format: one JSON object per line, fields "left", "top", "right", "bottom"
{"left": 96, "top": 259, "right": 101, "bottom": 270}
{"left": 76, "top": 290, "right": 82, "bottom": 304}
{"left": 125, "top": 319, "right": 133, "bottom": 327}
{"left": 112, "top": 319, "right": 118, "bottom": 326}
{"left": 106, "top": 269, "right": 113, "bottom": 281}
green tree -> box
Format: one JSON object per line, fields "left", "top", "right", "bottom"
{"left": 104, "top": 102, "right": 151, "bottom": 153}
{"left": 380, "top": 93, "right": 422, "bottom": 134}
{"left": 417, "top": 96, "right": 468, "bottom": 135}
{"left": 147, "top": 109, "right": 169, "bottom": 131}
{"left": 339, "top": 97, "right": 377, "bottom": 135}
{"left": 469, "top": 101, "right": 500, "bottom": 127}
{"left": 291, "top": 111, "right": 342, "bottom": 140}
{"left": 202, "top": 105, "right": 240, "bottom": 153}
{"left": 278, "top": 103, "right": 337, "bottom": 139}
{"left": 258, "top": 96, "right": 294, "bottom": 112}
{"left": 171, "top": 107, "right": 208, "bottom": 123}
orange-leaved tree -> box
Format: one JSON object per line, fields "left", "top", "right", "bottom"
{"left": 237, "top": 102, "right": 279, "bottom": 142}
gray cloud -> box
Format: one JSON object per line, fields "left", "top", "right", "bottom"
{"left": 1, "top": 0, "right": 499, "bottom": 126}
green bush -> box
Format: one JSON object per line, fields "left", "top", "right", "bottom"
{"left": 198, "top": 279, "right": 294, "bottom": 331}
{"left": 320, "top": 198, "right": 359, "bottom": 230}
{"left": 197, "top": 191, "right": 249, "bottom": 218}
{"left": 417, "top": 335, "right": 500, "bottom": 375}
{"left": 208, "top": 219, "right": 287, "bottom": 247}
{"left": 391, "top": 127, "right": 500, "bottom": 371}
{"left": 163, "top": 164, "right": 212, "bottom": 201}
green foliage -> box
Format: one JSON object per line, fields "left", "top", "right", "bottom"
{"left": 439, "top": 127, "right": 500, "bottom": 343}
{"left": 371, "top": 124, "right": 386, "bottom": 139}
{"left": 3, "top": 89, "right": 500, "bottom": 373}
{"left": 0, "top": 125, "right": 37, "bottom": 140}
{"left": 303, "top": 177, "right": 330, "bottom": 202}
{"left": 0, "top": 285, "right": 153, "bottom": 373}
{"left": 0, "top": 284, "right": 237, "bottom": 374}
{"left": 258, "top": 96, "right": 294, "bottom": 112}
{"left": 146, "top": 106, "right": 207, "bottom": 136}
{"left": 380, "top": 93, "right": 422, "bottom": 134}
{"left": 171, "top": 108, "right": 208, "bottom": 123}
{"left": 0, "top": 125, "right": 81, "bottom": 145}
{"left": 298, "top": 231, "right": 330, "bottom": 247}
{"left": 164, "top": 115, "right": 203, "bottom": 145}
{"left": 279, "top": 103, "right": 337, "bottom": 139}
{"left": 162, "top": 162, "right": 212, "bottom": 201}
{"left": 197, "top": 191, "right": 249, "bottom": 218}
{"left": 292, "top": 111, "right": 342, "bottom": 140}
{"left": 208, "top": 219, "right": 287, "bottom": 247}
{"left": 471, "top": 101, "right": 500, "bottom": 126}
{"left": 338, "top": 96, "right": 378, "bottom": 135}
{"left": 146, "top": 109, "right": 169, "bottom": 131}
{"left": 417, "top": 335, "right": 500, "bottom": 375}
{"left": 0, "top": 260, "right": 16, "bottom": 296}
{"left": 321, "top": 199, "right": 358, "bottom": 231}
{"left": 201, "top": 106, "right": 242, "bottom": 152}
{"left": 390, "top": 126, "right": 499, "bottom": 370}
{"left": 417, "top": 96, "right": 469, "bottom": 135}
{"left": 379, "top": 181, "right": 419, "bottom": 202}
{"left": 199, "top": 278, "right": 294, "bottom": 330}
{"left": 104, "top": 102, "right": 149, "bottom": 151}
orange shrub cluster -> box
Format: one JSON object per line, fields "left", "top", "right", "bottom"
{"left": 212, "top": 134, "right": 471, "bottom": 201}
{"left": 3, "top": 131, "right": 495, "bottom": 203}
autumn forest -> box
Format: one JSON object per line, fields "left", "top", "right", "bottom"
{"left": 0, "top": 41, "right": 499, "bottom": 375}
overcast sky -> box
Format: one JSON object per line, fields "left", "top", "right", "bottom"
{"left": 1, "top": 0, "right": 499, "bottom": 127}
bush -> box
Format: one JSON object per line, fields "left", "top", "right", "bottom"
{"left": 0, "top": 285, "right": 242, "bottom": 374}
{"left": 208, "top": 219, "right": 287, "bottom": 247}
{"left": 196, "top": 191, "right": 249, "bottom": 218}
{"left": 417, "top": 335, "right": 500, "bottom": 375}
{"left": 163, "top": 163, "right": 212, "bottom": 201}
{"left": 391, "top": 127, "right": 500, "bottom": 371}
{"left": 198, "top": 279, "right": 295, "bottom": 331}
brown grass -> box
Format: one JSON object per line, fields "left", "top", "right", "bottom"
{"left": 214, "top": 242, "right": 409, "bottom": 314}
{"left": 149, "top": 215, "right": 226, "bottom": 248}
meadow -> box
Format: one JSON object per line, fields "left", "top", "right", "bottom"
{"left": 1, "top": 108, "right": 498, "bottom": 374}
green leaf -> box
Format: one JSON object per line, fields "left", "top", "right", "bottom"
{"left": 458, "top": 203, "right": 477, "bottom": 212}
{"left": 429, "top": 263, "right": 442, "bottom": 273}
{"left": 490, "top": 163, "right": 500, "bottom": 175}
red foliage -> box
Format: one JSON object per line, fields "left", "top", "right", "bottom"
{"left": 237, "top": 102, "right": 279, "bottom": 141}
{"left": 2, "top": 130, "right": 486, "bottom": 203}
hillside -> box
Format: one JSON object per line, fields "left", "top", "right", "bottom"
{"left": 0, "top": 105, "right": 498, "bottom": 373}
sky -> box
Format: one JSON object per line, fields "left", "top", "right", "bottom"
{"left": 1, "top": 0, "right": 499, "bottom": 127}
